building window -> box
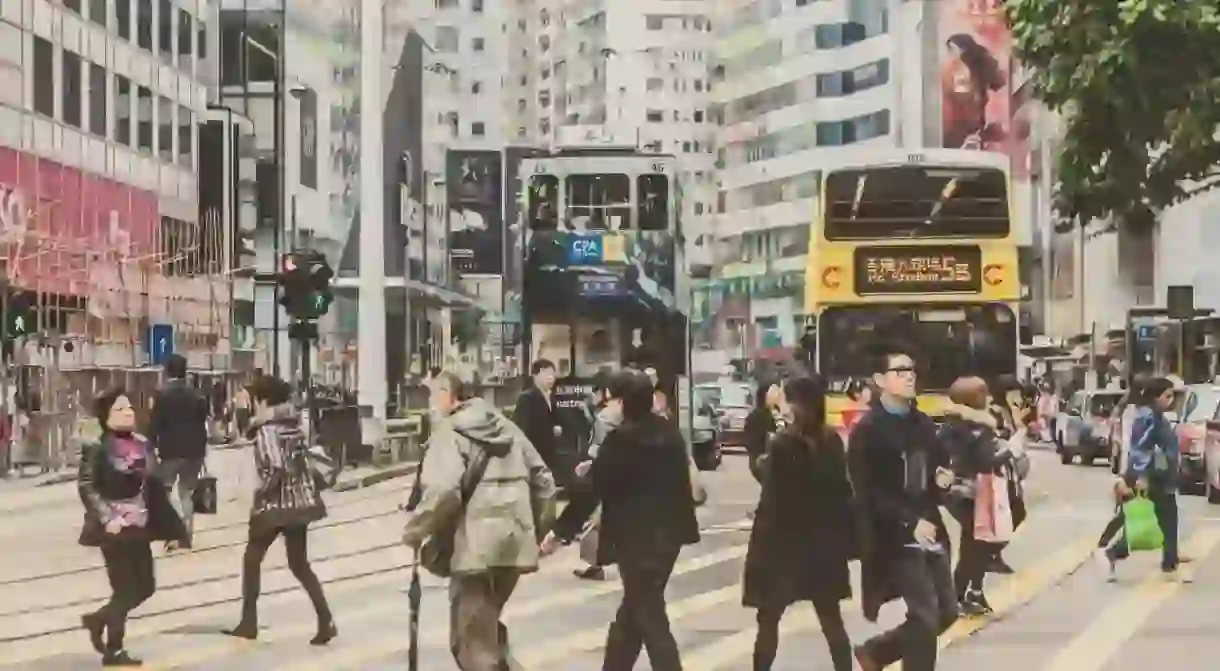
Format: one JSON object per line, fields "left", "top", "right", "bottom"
{"left": 178, "top": 9, "right": 194, "bottom": 68}
{"left": 116, "top": 0, "right": 130, "bottom": 39}
{"left": 694, "top": 109, "right": 704, "bottom": 122}
{"left": 538, "top": 90, "right": 550, "bottom": 107}
{"left": 435, "top": 26, "right": 458, "bottom": 52}
{"left": 471, "top": 121, "right": 485, "bottom": 136}
{"left": 472, "top": 0, "right": 483, "bottom": 11}
{"left": 115, "top": 75, "right": 132, "bottom": 145}
{"left": 472, "top": 37, "right": 485, "bottom": 52}
{"left": 62, "top": 50, "right": 83, "bottom": 128}
{"left": 517, "top": 98, "right": 526, "bottom": 111}
{"left": 137, "top": 85, "right": 153, "bottom": 152}
{"left": 89, "top": 0, "right": 107, "bottom": 27}
{"left": 137, "top": 0, "right": 153, "bottom": 51}
{"left": 646, "top": 16, "right": 663, "bottom": 30}
{"left": 158, "top": 0, "right": 174, "bottom": 61}
{"left": 471, "top": 81, "right": 481, "bottom": 94}
{"left": 517, "top": 125, "right": 526, "bottom": 137}
{"left": 64, "top": 0, "right": 82, "bottom": 13}
{"left": 646, "top": 77, "right": 662, "bottom": 91}
{"left": 32, "top": 37, "right": 53, "bottom": 117}
{"left": 158, "top": 97, "right": 174, "bottom": 162}
{"left": 89, "top": 62, "right": 107, "bottom": 137}
{"left": 646, "top": 109, "right": 663, "bottom": 122}
{"left": 178, "top": 105, "right": 193, "bottom": 166}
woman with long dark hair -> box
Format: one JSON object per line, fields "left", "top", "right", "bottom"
{"left": 743, "top": 375, "right": 855, "bottom": 670}
{"left": 78, "top": 387, "right": 186, "bottom": 666}
{"left": 223, "top": 375, "right": 336, "bottom": 645}
{"left": 942, "top": 33, "right": 1007, "bottom": 149}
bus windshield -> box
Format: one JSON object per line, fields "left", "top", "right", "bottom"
{"left": 824, "top": 165, "right": 1009, "bottom": 240}
{"left": 818, "top": 303, "right": 1017, "bottom": 392}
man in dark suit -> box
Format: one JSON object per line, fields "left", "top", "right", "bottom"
{"left": 849, "top": 344, "right": 957, "bottom": 671}
{"left": 150, "top": 354, "right": 210, "bottom": 550}
{"left": 514, "top": 359, "right": 567, "bottom": 487}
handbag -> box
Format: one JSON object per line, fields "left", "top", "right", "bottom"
{"left": 418, "top": 445, "right": 493, "bottom": 578}
{"left": 973, "top": 472, "right": 1014, "bottom": 543}
{"left": 192, "top": 462, "right": 218, "bottom": 515}
{"left": 1123, "top": 494, "right": 1164, "bottom": 551}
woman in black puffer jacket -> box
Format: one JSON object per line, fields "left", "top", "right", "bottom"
{"left": 940, "top": 376, "right": 1014, "bottom": 616}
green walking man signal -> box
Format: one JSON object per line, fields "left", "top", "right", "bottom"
{"left": 3, "top": 290, "right": 36, "bottom": 341}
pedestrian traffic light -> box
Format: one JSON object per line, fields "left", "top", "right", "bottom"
{"left": 3, "top": 290, "right": 36, "bottom": 340}
{"left": 277, "top": 250, "right": 334, "bottom": 321}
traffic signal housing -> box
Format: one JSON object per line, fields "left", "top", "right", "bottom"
{"left": 3, "top": 290, "right": 36, "bottom": 341}
{"left": 278, "top": 250, "right": 334, "bottom": 322}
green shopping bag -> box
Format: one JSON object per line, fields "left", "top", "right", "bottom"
{"left": 1123, "top": 495, "right": 1164, "bottom": 552}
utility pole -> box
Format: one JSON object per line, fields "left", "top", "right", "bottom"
{"left": 357, "top": 0, "right": 388, "bottom": 450}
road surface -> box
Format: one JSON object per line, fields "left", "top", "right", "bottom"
{"left": 2, "top": 447, "right": 1218, "bottom": 669}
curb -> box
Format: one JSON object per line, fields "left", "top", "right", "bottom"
{"left": 331, "top": 462, "right": 419, "bottom": 492}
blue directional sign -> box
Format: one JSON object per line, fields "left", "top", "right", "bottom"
{"left": 145, "top": 323, "right": 174, "bottom": 365}
{"left": 1136, "top": 324, "right": 1157, "bottom": 341}
{"left": 566, "top": 234, "right": 603, "bottom": 265}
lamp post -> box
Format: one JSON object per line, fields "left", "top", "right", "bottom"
{"left": 357, "top": 0, "right": 388, "bottom": 447}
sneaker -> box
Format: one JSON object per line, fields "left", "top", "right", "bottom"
{"left": 573, "top": 566, "right": 606, "bottom": 581}
{"left": 101, "top": 650, "right": 143, "bottom": 667}
{"left": 960, "top": 590, "right": 993, "bottom": 616}
{"left": 1163, "top": 568, "right": 1194, "bottom": 584}
{"left": 1095, "top": 548, "right": 1117, "bottom": 582}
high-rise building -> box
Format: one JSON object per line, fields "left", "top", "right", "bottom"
{"left": 704, "top": 0, "right": 896, "bottom": 367}
{"left": 0, "top": 0, "right": 237, "bottom": 373}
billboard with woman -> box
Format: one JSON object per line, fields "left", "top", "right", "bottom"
{"left": 939, "top": 0, "right": 1012, "bottom": 152}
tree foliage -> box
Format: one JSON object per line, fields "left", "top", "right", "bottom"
{"left": 1005, "top": 0, "right": 1220, "bottom": 231}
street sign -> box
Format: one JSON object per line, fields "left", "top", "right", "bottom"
{"left": 145, "top": 323, "right": 174, "bottom": 365}
{"left": 1136, "top": 324, "right": 1157, "bottom": 341}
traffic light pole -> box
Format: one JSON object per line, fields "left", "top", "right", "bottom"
{"left": 298, "top": 327, "right": 319, "bottom": 446}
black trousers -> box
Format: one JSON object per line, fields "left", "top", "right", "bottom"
{"left": 239, "top": 524, "right": 332, "bottom": 624}
{"left": 951, "top": 503, "right": 989, "bottom": 596}
{"left": 860, "top": 548, "right": 958, "bottom": 671}
{"left": 603, "top": 546, "right": 683, "bottom": 671}
{"left": 93, "top": 540, "right": 156, "bottom": 652}
{"left": 754, "top": 598, "right": 852, "bottom": 671}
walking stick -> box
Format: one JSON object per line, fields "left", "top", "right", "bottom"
{"left": 407, "top": 562, "right": 421, "bottom": 671}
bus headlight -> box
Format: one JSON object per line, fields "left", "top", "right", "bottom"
{"left": 822, "top": 267, "right": 842, "bottom": 289}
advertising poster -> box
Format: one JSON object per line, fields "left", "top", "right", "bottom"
{"left": 939, "top": 0, "right": 1011, "bottom": 151}
{"left": 298, "top": 87, "right": 317, "bottom": 189}
{"left": 446, "top": 150, "right": 503, "bottom": 275}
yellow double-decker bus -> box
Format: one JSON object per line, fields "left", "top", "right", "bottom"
{"left": 805, "top": 149, "right": 1021, "bottom": 424}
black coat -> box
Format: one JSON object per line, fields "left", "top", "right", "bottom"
{"left": 553, "top": 414, "right": 700, "bottom": 564}
{"left": 78, "top": 434, "right": 187, "bottom": 547}
{"left": 847, "top": 401, "right": 949, "bottom": 622}
{"left": 149, "top": 379, "right": 210, "bottom": 460}
{"left": 513, "top": 387, "right": 566, "bottom": 475}
{"left": 743, "top": 407, "right": 777, "bottom": 482}
{"left": 743, "top": 429, "right": 854, "bottom": 609}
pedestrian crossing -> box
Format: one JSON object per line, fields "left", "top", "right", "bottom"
{"left": 5, "top": 495, "right": 1220, "bottom": 669}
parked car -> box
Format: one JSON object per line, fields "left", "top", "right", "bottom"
{"left": 691, "top": 400, "right": 722, "bottom": 471}
{"left": 1056, "top": 389, "right": 1125, "bottom": 465}
{"left": 697, "top": 383, "right": 753, "bottom": 448}
{"left": 1174, "top": 384, "right": 1220, "bottom": 494}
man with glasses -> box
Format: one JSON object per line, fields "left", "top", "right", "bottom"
{"left": 848, "top": 345, "right": 957, "bottom": 671}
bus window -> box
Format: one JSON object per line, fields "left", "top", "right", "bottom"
{"left": 566, "top": 174, "right": 630, "bottom": 232}
{"left": 818, "top": 302, "right": 1017, "bottom": 392}
{"left": 638, "top": 174, "right": 669, "bottom": 231}
{"left": 823, "top": 166, "right": 1009, "bottom": 240}
{"left": 528, "top": 174, "right": 559, "bottom": 230}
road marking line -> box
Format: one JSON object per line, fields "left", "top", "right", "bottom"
{"left": 280, "top": 543, "right": 750, "bottom": 671}
{"left": 515, "top": 585, "right": 741, "bottom": 667}
{"left": 1041, "top": 527, "right": 1220, "bottom": 671}
{"left": 683, "top": 529, "right": 1096, "bottom": 670}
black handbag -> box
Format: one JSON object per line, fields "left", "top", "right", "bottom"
{"left": 192, "top": 462, "right": 218, "bottom": 515}
{"left": 418, "top": 446, "right": 492, "bottom": 578}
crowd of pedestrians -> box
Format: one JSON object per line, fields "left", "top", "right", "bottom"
{"left": 70, "top": 340, "right": 1191, "bottom": 670}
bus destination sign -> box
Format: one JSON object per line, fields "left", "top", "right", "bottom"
{"left": 853, "top": 245, "right": 982, "bottom": 295}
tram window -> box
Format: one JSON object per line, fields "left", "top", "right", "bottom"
{"left": 566, "top": 174, "right": 631, "bottom": 232}
{"left": 528, "top": 174, "right": 559, "bottom": 230}
{"left": 638, "top": 174, "right": 669, "bottom": 230}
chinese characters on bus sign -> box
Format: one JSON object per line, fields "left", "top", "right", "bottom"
{"left": 853, "top": 245, "right": 982, "bottom": 295}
